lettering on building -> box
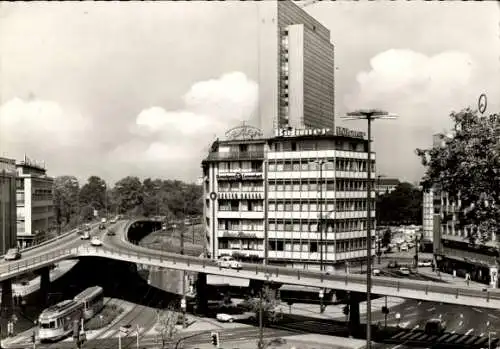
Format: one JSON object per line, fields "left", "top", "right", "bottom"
{"left": 225, "top": 124, "right": 263, "bottom": 141}
{"left": 276, "top": 127, "right": 365, "bottom": 139}
{"left": 216, "top": 173, "right": 263, "bottom": 181}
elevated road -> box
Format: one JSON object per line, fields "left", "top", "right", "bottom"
{"left": 1, "top": 220, "right": 500, "bottom": 309}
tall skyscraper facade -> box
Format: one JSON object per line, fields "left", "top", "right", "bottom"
{"left": 0, "top": 157, "right": 17, "bottom": 255}
{"left": 258, "top": 0, "right": 335, "bottom": 136}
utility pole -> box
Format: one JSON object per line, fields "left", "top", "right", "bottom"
{"left": 180, "top": 220, "right": 186, "bottom": 329}
{"left": 258, "top": 288, "right": 264, "bottom": 349}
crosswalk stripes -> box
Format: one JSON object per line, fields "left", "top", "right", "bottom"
{"left": 389, "top": 329, "right": 500, "bottom": 347}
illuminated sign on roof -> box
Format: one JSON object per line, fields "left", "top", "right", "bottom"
{"left": 275, "top": 127, "right": 365, "bottom": 139}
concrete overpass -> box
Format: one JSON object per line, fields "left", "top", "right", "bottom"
{"left": 1, "top": 219, "right": 500, "bottom": 316}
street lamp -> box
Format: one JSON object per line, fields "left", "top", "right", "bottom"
{"left": 342, "top": 109, "right": 398, "bottom": 349}
{"left": 310, "top": 159, "right": 332, "bottom": 272}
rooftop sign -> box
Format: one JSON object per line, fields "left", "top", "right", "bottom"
{"left": 225, "top": 124, "right": 263, "bottom": 141}
{"left": 275, "top": 127, "right": 365, "bottom": 139}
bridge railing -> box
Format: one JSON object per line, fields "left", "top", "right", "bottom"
{"left": 0, "top": 249, "right": 76, "bottom": 278}
{"left": 73, "top": 246, "right": 500, "bottom": 304}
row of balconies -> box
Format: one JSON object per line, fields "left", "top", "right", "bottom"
{"left": 216, "top": 210, "right": 375, "bottom": 220}
{"left": 216, "top": 229, "right": 373, "bottom": 240}
{"left": 268, "top": 171, "right": 376, "bottom": 180}
{"left": 267, "top": 150, "right": 375, "bottom": 160}
{"left": 216, "top": 249, "right": 369, "bottom": 261}
{"left": 206, "top": 191, "right": 375, "bottom": 200}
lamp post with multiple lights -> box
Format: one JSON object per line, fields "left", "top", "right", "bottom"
{"left": 341, "top": 109, "right": 397, "bottom": 349}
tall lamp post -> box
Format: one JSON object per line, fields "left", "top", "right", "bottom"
{"left": 342, "top": 109, "right": 397, "bottom": 349}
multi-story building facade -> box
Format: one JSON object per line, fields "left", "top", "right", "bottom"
{"left": 431, "top": 133, "right": 499, "bottom": 288}
{"left": 422, "top": 190, "right": 434, "bottom": 241}
{"left": 0, "top": 157, "right": 18, "bottom": 254}
{"left": 16, "top": 157, "right": 55, "bottom": 248}
{"left": 258, "top": 0, "right": 335, "bottom": 135}
{"left": 201, "top": 124, "right": 376, "bottom": 271}
{"left": 374, "top": 177, "right": 399, "bottom": 196}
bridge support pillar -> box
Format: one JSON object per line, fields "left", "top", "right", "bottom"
{"left": 348, "top": 292, "right": 361, "bottom": 335}
{"left": 39, "top": 267, "right": 51, "bottom": 304}
{"left": 195, "top": 272, "right": 208, "bottom": 315}
{"left": 0, "top": 279, "right": 13, "bottom": 317}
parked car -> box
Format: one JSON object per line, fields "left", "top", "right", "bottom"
{"left": 418, "top": 260, "right": 432, "bottom": 267}
{"left": 4, "top": 248, "right": 21, "bottom": 261}
{"left": 90, "top": 237, "right": 102, "bottom": 247}
{"left": 399, "top": 267, "right": 411, "bottom": 276}
{"left": 81, "top": 232, "right": 91, "bottom": 240}
{"left": 372, "top": 268, "right": 381, "bottom": 276}
{"left": 216, "top": 311, "right": 255, "bottom": 323}
{"left": 217, "top": 256, "right": 242, "bottom": 269}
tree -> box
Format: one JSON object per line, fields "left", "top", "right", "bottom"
{"left": 155, "top": 306, "right": 179, "bottom": 349}
{"left": 114, "top": 176, "right": 144, "bottom": 214}
{"left": 79, "top": 176, "right": 107, "bottom": 218}
{"left": 53, "top": 176, "right": 80, "bottom": 227}
{"left": 246, "top": 284, "right": 283, "bottom": 324}
{"left": 416, "top": 109, "right": 500, "bottom": 246}
{"left": 377, "top": 182, "right": 422, "bottom": 225}
{"left": 381, "top": 229, "right": 391, "bottom": 247}
{"left": 142, "top": 178, "right": 163, "bottom": 217}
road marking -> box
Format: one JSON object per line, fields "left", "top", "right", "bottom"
{"left": 480, "top": 333, "right": 484, "bottom": 337}
{"left": 405, "top": 306, "right": 415, "bottom": 311}
{"left": 413, "top": 325, "right": 420, "bottom": 330}
{"left": 405, "top": 312, "right": 418, "bottom": 317}
{"left": 417, "top": 301, "right": 422, "bottom": 305}
{"left": 427, "top": 307, "right": 436, "bottom": 312}
{"left": 488, "top": 313, "right": 499, "bottom": 319}
{"left": 451, "top": 330, "right": 456, "bottom": 334}
{"left": 473, "top": 307, "right": 483, "bottom": 313}
{"left": 465, "top": 329, "right": 474, "bottom": 335}
{"left": 458, "top": 321, "right": 463, "bottom": 326}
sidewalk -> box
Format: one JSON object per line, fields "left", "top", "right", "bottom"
{"left": 186, "top": 334, "right": 366, "bottom": 349}
{"left": 417, "top": 267, "right": 490, "bottom": 290}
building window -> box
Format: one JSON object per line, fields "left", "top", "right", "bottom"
{"left": 310, "top": 242, "right": 318, "bottom": 253}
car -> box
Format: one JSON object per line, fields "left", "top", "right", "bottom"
{"left": 99, "top": 223, "right": 106, "bottom": 230}
{"left": 216, "top": 312, "right": 255, "bottom": 323}
{"left": 90, "top": 237, "right": 102, "bottom": 246}
{"left": 110, "top": 217, "right": 118, "bottom": 224}
{"left": 399, "top": 267, "right": 411, "bottom": 276}
{"left": 372, "top": 268, "right": 381, "bottom": 276}
{"left": 4, "top": 248, "right": 21, "bottom": 261}
{"left": 106, "top": 229, "right": 116, "bottom": 236}
{"left": 425, "top": 318, "right": 446, "bottom": 335}
{"left": 418, "top": 260, "right": 432, "bottom": 267}
{"left": 388, "top": 261, "right": 400, "bottom": 269}
{"left": 80, "top": 232, "right": 90, "bottom": 240}
{"left": 217, "top": 256, "right": 242, "bottom": 269}
{"left": 400, "top": 244, "right": 409, "bottom": 252}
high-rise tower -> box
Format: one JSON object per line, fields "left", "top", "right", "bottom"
{"left": 257, "top": 0, "right": 335, "bottom": 136}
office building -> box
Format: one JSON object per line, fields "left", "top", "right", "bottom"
{"left": 431, "top": 133, "right": 498, "bottom": 288}
{"left": 201, "top": 124, "right": 376, "bottom": 271}
{"left": 421, "top": 189, "right": 434, "bottom": 242}
{"left": 374, "top": 177, "right": 399, "bottom": 195}
{"left": 258, "top": 0, "right": 335, "bottom": 135}
{"left": 16, "top": 156, "right": 55, "bottom": 248}
{"left": 0, "top": 157, "right": 17, "bottom": 255}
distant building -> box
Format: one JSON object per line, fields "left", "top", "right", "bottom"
{"left": 258, "top": 0, "right": 335, "bottom": 135}
{"left": 375, "top": 177, "right": 399, "bottom": 195}
{"left": 16, "top": 156, "right": 55, "bottom": 248}
{"left": 201, "top": 124, "right": 375, "bottom": 271}
{"left": 431, "top": 133, "right": 499, "bottom": 288}
{"left": 422, "top": 190, "right": 434, "bottom": 242}
{"left": 0, "top": 157, "right": 17, "bottom": 254}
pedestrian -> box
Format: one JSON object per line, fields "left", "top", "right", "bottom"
{"left": 465, "top": 272, "right": 470, "bottom": 286}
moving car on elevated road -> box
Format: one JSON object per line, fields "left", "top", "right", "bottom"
{"left": 90, "top": 237, "right": 102, "bottom": 246}
{"left": 4, "top": 248, "right": 21, "bottom": 261}
{"left": 217, "top": 256, "right": 242, "bottom": 269}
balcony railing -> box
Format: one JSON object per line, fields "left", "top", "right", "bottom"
{"left": 204, "top": 151, "right": 265, "bottom": 162}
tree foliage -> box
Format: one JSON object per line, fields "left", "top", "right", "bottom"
{"left": 246, "top": 285, "right": 283, "bottom": 324}
{"left": 53, "top": 175, "right": 202, "bottom": 226}
{"left": 53, "top": 175, "right": 80, "bottom": 227}
{"left": 155, "top": 305, "right": 179, "bottom": 349}
{"left": 376, "top": 182, "right": 422, "bottom": 226}
{"left": 416, "top": 108, "right": 500, "bottom": 244}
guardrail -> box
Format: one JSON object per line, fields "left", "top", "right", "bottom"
{"left": 70, "top": 245, "right": 500, "bottom": 309}
{"left": 0, "top": 249, "right": 76, "bottom": 281}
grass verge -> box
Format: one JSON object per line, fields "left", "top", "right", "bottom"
{"left": 85, "top": 304, "right": 124, "bottom": 330}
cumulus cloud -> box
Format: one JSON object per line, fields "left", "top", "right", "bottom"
{"left": 0, "top": 98, "right": 92, "bottom": 156}
{"left": 344, "top": 49, "right": 476, "bottom": 181}
{"left": 111, "top": 72, "right": 258, "bottom": 179}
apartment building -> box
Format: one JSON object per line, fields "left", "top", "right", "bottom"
{"left": 16, "top": 157, "right": 55, "bottom": 248}
{"left": 0, "top": 157, "right": 18, "bottom": 254}
{"left": 201, "top": 124, "right": 376, "bottom": 271}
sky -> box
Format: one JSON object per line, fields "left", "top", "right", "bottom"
{"left": 1, "top": 0, "right": 499, "bottom": 186}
